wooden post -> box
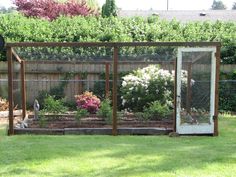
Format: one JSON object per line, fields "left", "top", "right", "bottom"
{"left": 112, "top": 47, "right": 118, "bottom": 136}
{"left": 21, "top": 60, "right": 26, "bottom": 120}
{"left": 186, "top": 63, "right": 192, "bottom": 114}
{"left": 105, "top": 62, "right": 110, "bottom": 98}
{"left": 7, "top": 47, "right": 14, "bottom": 135}
{"left": 214, "top": 45, "right": 220, "bottom": 136}
{"left": 173, "top": 58, "right": 177, "bottom": 132}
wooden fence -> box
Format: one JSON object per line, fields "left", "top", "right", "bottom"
{"left": 0, "top": 61, "right": 235, "bottom": 104}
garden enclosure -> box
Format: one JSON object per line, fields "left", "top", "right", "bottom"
{"left": 5, "top": 42, "right": 220, "bottom": 136}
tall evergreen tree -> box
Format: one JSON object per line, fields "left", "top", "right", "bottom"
{"left": 211, "top": 0, "right": 227, "bottom": 10}
{"left": 232, "top": 2, "right": 236, "bottom": 9}
{"left": 102, "top": 0, "right": 117, "bottom": 17}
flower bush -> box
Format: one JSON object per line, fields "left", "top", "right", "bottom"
{"left": 14, "top": 0, "right": 98, "bottom": 21}
{"left": 75, "top": 91, "right": 101, "bottom": 114}
{"left": 121, "top": 65, "right": 190, "bottom": 112}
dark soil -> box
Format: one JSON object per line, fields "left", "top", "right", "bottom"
{"left": 27, "top": 114, "right": 173, "bottom": 129}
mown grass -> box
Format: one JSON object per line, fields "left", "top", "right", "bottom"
{"left": 0, "top": 114, "right": 236, "bottom": 177}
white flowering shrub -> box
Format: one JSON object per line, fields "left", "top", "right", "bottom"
{"left": 121, "top": 65, "right": 189, "bottom": 112}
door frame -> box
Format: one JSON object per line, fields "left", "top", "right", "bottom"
{"left": 176, "top": 47, "right": 216, "bottom": 134}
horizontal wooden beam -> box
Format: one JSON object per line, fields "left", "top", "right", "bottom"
{"left": 24, "top": 60, "right": 174, "bottom": 64}
{"left": 6, "top": 42, "right": 221, "bottom": 48}
{"left": 13, "top": 127, "right": 173, "bottom": 135}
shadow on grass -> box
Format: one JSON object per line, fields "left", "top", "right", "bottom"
{"left": 0, "top": 117, "right": 235, "bottom": 176}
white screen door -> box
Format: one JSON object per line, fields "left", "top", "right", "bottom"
{"left": 176, "top": 47, "right": 216, "bottom": 134}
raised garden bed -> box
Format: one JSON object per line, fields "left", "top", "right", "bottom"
{"left": 13, "top": 113, "right": 173, "bottom": 135}
{"left": 14, "top": 127, "right": 173, "bottom": 135}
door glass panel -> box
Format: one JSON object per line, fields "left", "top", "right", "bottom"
{"left": 180, "top": 51, "right": 212, "bottom": 125}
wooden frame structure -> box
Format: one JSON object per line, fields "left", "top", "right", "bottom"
{"left": 6, "top": 42, "right": 221, "bottom": 136}
{"left": 176, "top": 47, "right": 218, "bottom": 134}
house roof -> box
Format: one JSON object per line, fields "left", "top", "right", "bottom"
{"left": 118, "top": 10, "right": 236, "bottom": 22}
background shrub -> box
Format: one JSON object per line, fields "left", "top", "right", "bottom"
{"left": 219, "top": 70, "right": 236, "bottom": 112}
{"left": 0, "top": 14, "right": 236, "bottom": 63}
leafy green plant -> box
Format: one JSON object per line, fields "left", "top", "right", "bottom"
{"left": 136, "top": 101, "right": 171, "bottom": 121}
{"left": 146, "top": 101, "right": 171, "bottom": 118}
{"left": 135, "top": 112, "right": 151, "bottom": 122}
{"left": 75, "top": 108, "right": 89, "bottom": 122}
{"left": 38, "top": 110, "right": 47, "bottom": 128}
{"left": 37, "top": 72, "right": 75, "bottom": 109}
{"left": 62, "top": 100, "right": 77, "bottom": 111}
{"left": 97, "top": 99, "right": 112, "bottom": 124}
{"left": 42, "top": 95, "right": 68, "bottom": 114}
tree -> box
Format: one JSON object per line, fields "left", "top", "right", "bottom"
{"left": 211, "top": 0, "right": 227, "bottom": 10}
{"left": 14, "top": 0, "right": 98, "bottom": 20}
{"left": 232, "top": 2, "right": 236, "bottom": 9}
{"left": 0, "top": 6, "right": 16, "bottom": 14}
{"left": 101, "top": 0, "right": 117, "bottom": 17}
{"left": 0, "top": 6, "right": 7, "bottom": 13}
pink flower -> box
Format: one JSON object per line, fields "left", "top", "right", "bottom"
{"left": 75, "top": 91, "right": 101, "bottom": 114}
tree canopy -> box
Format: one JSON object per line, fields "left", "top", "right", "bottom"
{"left": 101, "top": 0, "right": 117, "bottom": 17}
{"left": 211, "top": 0, "right": 227, "bottom": 10}
{"left": 232, "top": 2, "right": 236, "bottom": 9}
{"left": 14, "top": 0, "right": 98, "bottom": 20}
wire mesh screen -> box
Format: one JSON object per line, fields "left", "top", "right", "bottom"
{"left": 14, "top": 46, "right": 113, "bottom": 101}
{"left": 180, "top": 51, "right": 212, "bottom": 124}
{"left": 24, "top": 61, "right": 112, "bottom": 106}
{"left": 14, "top": 46, "right": 113, "bottom": 61}
{"left": 14, "top": 46, "right": 113, "bottom": 129}
{"left": 117, "top": 46, "right": 177, "bottom": 128}
{"left": 12, "top": 60, "right": 22, "bottom": 109}
{"left": 0, "top": 75, "right": 8, "bottom": 100}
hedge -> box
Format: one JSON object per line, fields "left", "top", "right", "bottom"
{"left": 0, "top": 14, "right": 236, "bottom": 63}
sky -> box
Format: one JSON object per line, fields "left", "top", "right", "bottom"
{"left": 0, "top": 0, "right": 236, "bottom": 10}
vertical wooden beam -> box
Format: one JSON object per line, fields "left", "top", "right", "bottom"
{"left": 112, "top": 47, "right": 118, "bottom": 136}
{"left": 21, "top": 60, "right": 26, "bottom": 120}
{"left": 105, "top": 62, "right": 110, "bottom": 98}
{"left": 186, "top": 63, "right": 192, "bottom": 114}
{"left": 7, "top": 47, "right": 14, "bottom": 135}
{"left": 173, "top": 57, "right": 177, "bottom": 132}
{"left": 214, "top": 45, "right": 220, "bottom": 136}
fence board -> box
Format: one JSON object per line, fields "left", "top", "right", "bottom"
{"left": 0, "top": 61, "right": 235, "bottom": 104}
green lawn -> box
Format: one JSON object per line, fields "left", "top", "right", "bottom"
{"left": 0, "top": 114, "right": 236, "bottom": 177}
